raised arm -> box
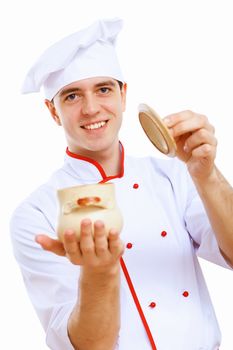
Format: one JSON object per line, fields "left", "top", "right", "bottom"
{"left": 164, "top": 110, "right": 233, "bottom": 265}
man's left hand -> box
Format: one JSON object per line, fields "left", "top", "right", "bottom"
{"left": 164, "top": 110, "right": 217, "bottom": 180}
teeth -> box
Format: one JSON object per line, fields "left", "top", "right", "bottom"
{"left": 84, "top": 121, "right": 106, "bottom": 130}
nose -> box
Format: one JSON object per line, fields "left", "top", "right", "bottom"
{"left": 81, "top": 94, "right": 100, "bottom": 116}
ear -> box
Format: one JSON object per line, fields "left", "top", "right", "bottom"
{"left": 121, "top": 83, "right": 127, "bottom": 112}
{"left": 44, "top": 99, "right": 62, "bottom": 126}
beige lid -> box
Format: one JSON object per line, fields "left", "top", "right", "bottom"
{"left": 138, "top": 103, "right": 177, "bottom": 157}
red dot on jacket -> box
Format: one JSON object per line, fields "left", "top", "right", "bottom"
{"left": 126, "top": 242, "right": 133, "bottom": 249}
{"left": 149, "top": 302, "right": 156, "bottom": 308}
{"left": 161, "top": 231, "right": 167, "bottom": 237}
{"left": 183, "top": 291, "right": 189, "bottom": 297}
{"left": 133, "top": 183, "right": 139, "bottom": 189}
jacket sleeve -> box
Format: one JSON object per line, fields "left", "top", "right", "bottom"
{"left": 10, "top": 190, "right": 77, "bottom": 350}
{"left": 153, "top": 156, "right": 232, "bottom": 269}
{"left": 182, "top": 165, "right": 232, "bottom": 269}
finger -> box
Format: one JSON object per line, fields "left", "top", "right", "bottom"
{"left": 93, "top": 220, "right": 108, "bottom": 257}
{"left": 184, "top": 129, "right": 217, "bottom": 153}
{"left": 164, "top": 110, "right": 207, "bottom": 126}
{"left": 163, "top": 111, "right": 194, "bottom": 131}
{"left": 35, "top": 234, "right": 65, "bottom": 256}
{"left": 164, "top": 111, "right": 213, "bottom": 138}
{"left": 190, "top": 143, "right": 216, "bottom": 159}
{"left": 79, "top": 219, "right": 95, "bottom": 256}
{"left": 63, "top": 230, "right": 82, "bottom": 263}
{"left": 108, "top": 229, "right": 124, "bottom": 257}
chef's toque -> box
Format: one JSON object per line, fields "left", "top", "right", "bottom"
{"left": 21, "top": 18, "right": 124, "bottom": 100}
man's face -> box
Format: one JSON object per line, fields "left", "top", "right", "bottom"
{"left": 47, "top": 77, "right": 127, "bottom": 157}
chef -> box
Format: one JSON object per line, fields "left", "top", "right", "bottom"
{"left": 10, "top": 18, "right": 233, "bottom": 350}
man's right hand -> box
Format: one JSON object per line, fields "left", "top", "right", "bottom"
{"left": 35, "top": 219, "right": 124, "bottom": 269}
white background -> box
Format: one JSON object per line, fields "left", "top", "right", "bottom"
{"left": 1, "top": 0, "right": 233, "bottom": 348}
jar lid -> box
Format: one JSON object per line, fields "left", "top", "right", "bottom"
{"left": 138, "top": 103, "right": 177, "bottom": 157}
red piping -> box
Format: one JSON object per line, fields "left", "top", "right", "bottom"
{"left": 66, "top": 143, "right": 156, "bottom": 348}
{"left": 66, "top": 142, "right": 124, "bottom": 182}
{"left": 120, "top": 257, "right": 157, "bottom": 350}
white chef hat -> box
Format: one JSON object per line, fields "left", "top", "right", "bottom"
{"left": 21, "top": 18, "right": 124, "bottom": 100}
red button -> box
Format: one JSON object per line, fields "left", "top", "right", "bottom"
{"left": 126, "top": 242, "right": 133, "bottom": 249}
{"left": 182, "top": 291, "right": 189, "bottom": 297}
{"left": 149, "top": 302, "right": 156, "bottom": 308}
{"left": 161, "top": 231, "right": 167, "bottom": 237}
{"left": 133, "top": 183, "right": 139, "bottom": 189}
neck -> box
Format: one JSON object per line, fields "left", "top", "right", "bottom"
{"left": 92, "top": 145, "right": 121, "bottom": 176}
{"left": 69, "top": 141, "right": 122, "bottom": 177}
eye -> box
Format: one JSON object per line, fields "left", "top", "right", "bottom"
{"left": 67, "top": 94, "right": 76, "bottom": 101}
{"left": 65, "top": 93, "right": 79, "bottom": 102}
{"left": 99, "top": 87, "right": 110, "bottom": 94}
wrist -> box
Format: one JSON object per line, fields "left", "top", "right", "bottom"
{"left": 81, "top": 262, "right": 121, "bottom": 281}
{"left": 191, "top": 165, "right": 219, "bottom": 191}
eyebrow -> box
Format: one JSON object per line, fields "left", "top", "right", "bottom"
{"left": 58, "top": 80, "right": 116, "bottom": 98}
{"left": 95, "top": 80, "right": 116, "bottom": 88}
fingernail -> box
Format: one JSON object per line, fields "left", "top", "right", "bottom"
{"left": 65, "top": 229, "right": 75, "bottom": 236}
{"left": 163, "top": 117, "right": 172, "bottom": 126}
{"left": 35, "top": 237, "right": 40, "bottom": 244}
{"left": 109, "top": 229, "right": 118, "bottom": 236}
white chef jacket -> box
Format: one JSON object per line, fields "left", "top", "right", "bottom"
{"left": 10, "top": 145, "right": 231, "bottom": 350}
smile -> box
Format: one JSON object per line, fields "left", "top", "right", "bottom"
{"left": 82, "top": 121, "right": 107, "bottom": 130}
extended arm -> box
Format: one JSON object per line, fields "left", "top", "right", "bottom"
{"left": 36, "top": 219, "right": 124, "bottom": 350}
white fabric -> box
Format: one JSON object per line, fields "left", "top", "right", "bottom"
{"left": 10, "top": 149, "right": 231, "bottom": 350}
{"left": 21, "top": 18, "right": 124, "bottom": 100}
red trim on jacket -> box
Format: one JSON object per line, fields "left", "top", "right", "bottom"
{"left": 66, "top": 142, "right": 125, "bottom": 182}
{"left": 66, "top": 143, "right": 157, "bottom": 348}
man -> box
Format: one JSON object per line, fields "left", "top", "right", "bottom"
{"left": 10, "top": 18, "right": 233, "bottom": 350}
